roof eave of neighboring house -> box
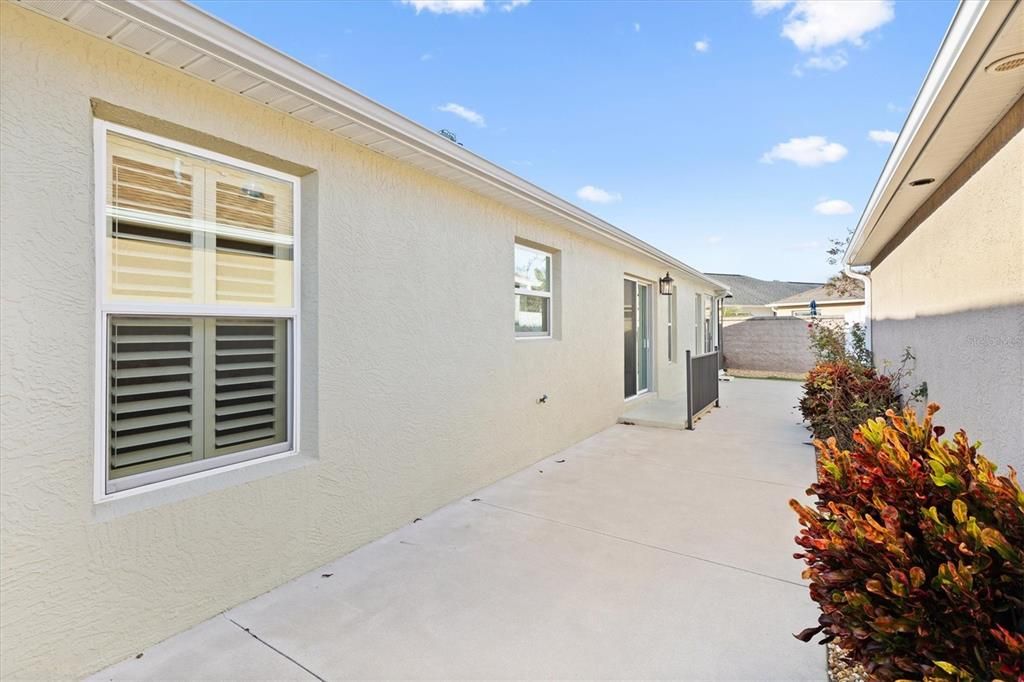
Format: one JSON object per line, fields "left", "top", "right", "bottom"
{"left": 14, "top": 0, "right": 728, "bottom": 294}
{"left": 844, "top": 0, "right": 1023, "bottom": 268}
{"left": 771, "top": 299, "right": 865, "bottom": 309}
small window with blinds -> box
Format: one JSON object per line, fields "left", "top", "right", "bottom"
{"left": 97, "top": 123, "right": 299, "bottom": 495}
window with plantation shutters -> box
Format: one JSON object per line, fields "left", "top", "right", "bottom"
{"left": 211, "top": 318, "right": 287, "bottom": 455}
{"left": 98, "top": 124, "right": 299, "bottom": 495}
{"left": 108, "top": 317, "right": 201, "bottom": 478}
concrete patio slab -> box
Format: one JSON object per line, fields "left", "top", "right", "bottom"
{"left": 91, "top": 378, "right": 823, "bottom": 680}
{"left": 619, "top": 392, "right": 691, "bottom": 429}
{"left": 86, "top": 615, "right": 318, "bottom": 681}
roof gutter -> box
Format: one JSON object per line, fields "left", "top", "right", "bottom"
{"left": 84, "top": 0, "right": 727, "bottom": 293}
{"left": 844, "top": 0, "right": 989, "bottom": 267}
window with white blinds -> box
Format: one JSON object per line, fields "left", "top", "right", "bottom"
{"left": 106, "top": 133, "right": 294, "bottom": 307}
{"left": 514, "top": 243, "right": 553, "bottom": 337}
{"left": 97, "top": 123, "right": 299, "bottom": 495}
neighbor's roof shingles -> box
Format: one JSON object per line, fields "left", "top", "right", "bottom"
{"left": 705, "top": 274, "right": 821, "bottom": 307}
{"left": 770, "top": 283, "right": 865, "bottom": 307}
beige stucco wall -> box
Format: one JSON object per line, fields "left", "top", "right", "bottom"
{"left": 0, "top": 6, "right": 713, "bottom": 677}
{"left": 772, "top": 302, "right": 863, "bottom": 318}
{"left": 722, "top": 317, "right": 815, "bottom": 374}
{"left": 870, "top": 127, "right": 1023, "bottom": 473}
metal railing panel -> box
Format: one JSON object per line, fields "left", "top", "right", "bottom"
{"left": 686, "top": 350, "right": 720, "bottom": 430}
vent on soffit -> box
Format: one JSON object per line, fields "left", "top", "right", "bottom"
{"left": 985, "top": 53, "right": 1024, "bottom": 73}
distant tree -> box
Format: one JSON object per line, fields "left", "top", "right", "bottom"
{"left": 824, "top": 228, "right": 861, "bottom": 297}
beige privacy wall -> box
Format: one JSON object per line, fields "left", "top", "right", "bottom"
{"left": 0, "top": 5, "right": 713, "bottom": 677}
{"left": 870, "top": 127, "right": 1024, "bottom": 472}
{"left": 722, "top": 317, "right": 815, "bottom": 375}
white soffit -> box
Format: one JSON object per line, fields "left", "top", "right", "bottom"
{"left": 848, "top": 0, "right": 1024, "bottom": 267}
{"left": 14, "top": 0, "right": 727, "bottom": 293}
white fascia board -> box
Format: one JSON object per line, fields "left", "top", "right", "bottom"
{"left": 844, "top": 0, "right": 989, "bottom": 267}
{"left": 771, "top": 299, "right": 865, "bottom": 308}
{"left": 90, "top": 0, "right": 726, "bottom": 293}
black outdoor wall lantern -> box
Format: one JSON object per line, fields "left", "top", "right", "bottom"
{"left": 659, "top": 272, "right": 674, "bottom": 295}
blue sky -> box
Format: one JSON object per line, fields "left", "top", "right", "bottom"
{"left": 194, "top": 0, "right": 956, "bottom": 282}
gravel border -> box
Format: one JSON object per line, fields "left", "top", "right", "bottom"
{"left": 827, "top": 643, "right": 867, "bottom": 682}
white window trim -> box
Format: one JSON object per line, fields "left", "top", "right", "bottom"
{"left": 92, "top": 120, "right": 302, "bottom": 503}
{"left": 514, "top": 242, "right": 553, "bottom": 339}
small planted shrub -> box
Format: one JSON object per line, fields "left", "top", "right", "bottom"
{"left": 808, "top": 319, "right": 872, "bottom": 367}
{"left": 800, "top": 320, "right": 909, "bottom": 449}
{"left": 799, "top": 362, "right": 901, "bottom": 451}
{"left": 791, "top": 404, "right": 1024, "bottom": 681}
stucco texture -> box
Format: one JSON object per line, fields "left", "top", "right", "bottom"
{"left": 870, "top": 128, "right": 1023, "bottom": 473}
{"left": 0, "top": 6, "right": 713, "bottom": 677}
{"left": 722, "top": 317, "right": 815, "bottom": 374}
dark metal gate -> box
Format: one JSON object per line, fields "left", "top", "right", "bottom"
{"left": 686, "top": 350, "right": 720, "bottom": 430}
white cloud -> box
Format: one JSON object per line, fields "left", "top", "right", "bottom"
{"left": 694, "top": 39, "right": 710, "bottom": 53}
{"left": 438, "top": 102, "right": 486, "bottom": 127}
{"left": 752, "top": 0, "right": 790, "bottom": 15}
{"left": 868, "top": 129, "right": 898, "bottom": 144}
{"left": 802, "top": 51, "right": 847, "bottom": 71}
{"left": 576, "top": 185, "right": 622, "bottom": 204}
{"left": 761, "top": 136, "right": 848, "bottom": 167}
{"left": 500, "top": 0, "right": 530, "bottom": 12}
{"left": 886, "top": 102, "right": 905, "bottom": 113}
{"left": 706, "top": 235, "right": 723, "bottom": 244}
{"left": 634, "top": 22, "right": 641, "bottom": 32}
{"left": 778, "top": 1, "right": 894, "bottom": 52}
{"left": 420, "top": 52, "right": 434, "bottom": 61}
{"left": 813, "top": 199, "right": 854, "bottom": 215}
{"left": 401, "top": 0, "right": 485, "bottom": 14}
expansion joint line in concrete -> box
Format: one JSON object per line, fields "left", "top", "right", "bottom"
{"left": 475, "top": 500, "right": 806, "bottom": 589}
{"left": 225, "top": 615, "right": 327, "bottom": 681}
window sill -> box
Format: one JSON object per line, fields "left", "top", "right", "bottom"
{"left": 515, "top": 335, "right": 554, "bottom": 341}
{"left": 92, "top": 449, "right": 316, "bottom": 521}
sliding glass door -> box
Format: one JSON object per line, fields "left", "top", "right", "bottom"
{"left": 624, "top": 279, "right": 651, "bottom": 398}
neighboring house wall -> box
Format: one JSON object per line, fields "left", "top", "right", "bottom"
{"left": 722, "top": 317, "right": 814, "bottom": 374}
{"left": 870, "top": 124, "right": 1023, "bottom": 473}
{"left": 773, "top": 302, "right": 863, "bottom": 319}
{"left": 0, "top": 7, "right": 713, "bottom": 677}
{"left": 722, "top": 304, "right": 774, "bottom": 321}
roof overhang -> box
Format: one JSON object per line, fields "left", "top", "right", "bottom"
{"left": 845, "top": 0, "right": 1024, "bottom": 267}
{"left": 770, "top": 299, "right": 865, "bottom": 309}
{"left": 15, "top": 0, "right": 727, "bottom": 293}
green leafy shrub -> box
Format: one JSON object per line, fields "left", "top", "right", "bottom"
{"left": 799, "top": 362, "right": 901, "bottom": 450}
{"left": 791, "top": 404, "right": 1024, "bottom": 681}
{"left": 808, "top": 319, "right": 872, "bottom": 367}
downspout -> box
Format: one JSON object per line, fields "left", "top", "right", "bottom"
{"left": 843, "top": 263, "right": 871, "bottom": 355}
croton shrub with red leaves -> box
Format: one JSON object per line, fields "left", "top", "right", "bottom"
{"left": 791, "top": 404, "right": 1024, "bottom": 681}
{"left": 799, "top": 362, "right": 901, "bottom": 451}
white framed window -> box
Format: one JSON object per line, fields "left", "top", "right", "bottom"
{"left": 94, "top": 122, "right": 300, "bottom": 497}
{"left": 514, "top": 243, "right": 552, "bottom": 338}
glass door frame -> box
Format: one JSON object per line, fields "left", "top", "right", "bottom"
{"left": 624, "top": 276, "right": 653, "bottom": 400}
